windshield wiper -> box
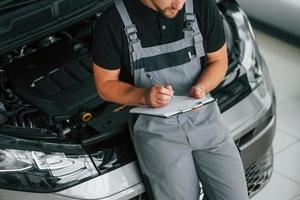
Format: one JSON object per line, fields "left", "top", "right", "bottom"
{"left": 0, "top": 0, "right": 40, "bottom": 11}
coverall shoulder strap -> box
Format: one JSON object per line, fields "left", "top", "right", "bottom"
{"left": 185, "top": 0, "right": 194, "bottom": 14}
{"left": 183, "top": 0, "right": 196, "bottom": 32}
{"left": 114, "top": 0, "right": 140, "bottom": 45}
{"left": 114, "top": 0, "right": 141, "bottom": 75}
{"left": 184, "top": 0, "right": 205, "bottom": 58}
{"left": 114, "top": 0, "right": 132, "bottom": 27}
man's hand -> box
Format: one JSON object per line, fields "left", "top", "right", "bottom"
{"left": 144, "top": 85, "right": 174, "bottom": 108}
{"left": 189, "top": 84, "right": 206, "bottom": 99}
{"left": 190, "top": 43, "right": 228, "bottom": 99}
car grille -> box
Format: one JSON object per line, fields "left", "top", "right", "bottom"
{"left": 245, "top": 147, "right": 274, "bottom": 197}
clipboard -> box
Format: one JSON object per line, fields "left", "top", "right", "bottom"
{"left": 130, "top": 95, "right": 216, "bottom": 118}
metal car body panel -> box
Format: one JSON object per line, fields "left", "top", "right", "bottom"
{"left": 55, "top": 162, "right": 145, "bottom": 200}
{"left": 0, "top": 162, "right": 145, "bottom": 200}
{"left": 223, "top": 81, "right": 272, "bottom": 139}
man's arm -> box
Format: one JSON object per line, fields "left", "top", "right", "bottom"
{"left": 190, "top": 43, "right": 228, "bottom": 98}
{"left": 93, "top": 64, "right": 174, "bottom": 107}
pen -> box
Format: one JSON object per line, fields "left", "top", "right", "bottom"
{"left": 146, "top": 73, "right": 175, "bottom": 98}
{"left": 188, "top": 51, "right": 192, "bottom": 60}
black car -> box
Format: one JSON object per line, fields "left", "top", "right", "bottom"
{"left": 0, "top": 0, "right": 276, "bottom": 199}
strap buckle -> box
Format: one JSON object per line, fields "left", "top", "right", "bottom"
{"left": 184, "top": 13, "right": 196, "bottom": 22}
{"left": 124, "top": 24, "right": 140, "bottom": 44}
{"left": 184, "top": 13, "right": 196, "bottom": 31}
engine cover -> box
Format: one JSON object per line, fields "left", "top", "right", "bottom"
{"left": 6, "top": 40, "right": 104, "bottom": 121}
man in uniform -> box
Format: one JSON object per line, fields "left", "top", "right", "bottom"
{"left": 92, "top": 0, "right": 249, "bottom": 199}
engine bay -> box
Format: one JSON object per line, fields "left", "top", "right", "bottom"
{"left": 0, "top": 18, "right": 130, "bottom": 142}
{"left": 6, "top": 39, "right": 103, "bottom": 119}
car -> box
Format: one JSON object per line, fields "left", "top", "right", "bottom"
{"left": 236, "top": 0, "right": 300, "bottom": 42}
{"left": 0, "top": 0, "right": 276, "bottom": 199}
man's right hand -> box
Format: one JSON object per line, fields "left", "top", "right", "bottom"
{"left": 94, "top": 63, "right": 174, "bottom": 107}
{"left": 144, "top": 85, "right": 174, "bottom": 108}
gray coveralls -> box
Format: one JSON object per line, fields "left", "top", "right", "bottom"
{"left": 115, "top": 0, "right": 249, "bottom": 199}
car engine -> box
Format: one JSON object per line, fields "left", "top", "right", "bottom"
{"left": 0, "top": 20, "right": 129, "bottom": 140}
{"left": 6, "top": 39, "right": 102, "bottom": 119}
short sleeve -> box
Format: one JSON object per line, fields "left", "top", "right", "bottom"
{"left": 92, "top": 17, "right": 122, "bottom": 70}
{"left": 206, "top": 0, "right": 226, "bottom": 53}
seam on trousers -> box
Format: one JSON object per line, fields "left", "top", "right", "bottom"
{"left": 133, "top": 134, "right": 180, "bottom": 200}
{"left": 164, "top": 170, "right": 183, "bottom": 200}
{"left": 197, "top": 165, "right": 219, "bottom": 200}
{"left": 176, "top": 115, "right": 191, "bottom": 146}
{"left": 143, "top": 156, "right": 180, "bottom": 200}
{"left": 133, "top": 145, "right": 157, "bottom": 199}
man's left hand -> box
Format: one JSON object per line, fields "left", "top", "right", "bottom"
{"left": 189, "top": 84, "right": 206, "bottom": 99}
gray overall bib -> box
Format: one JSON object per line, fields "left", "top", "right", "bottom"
{"left": 115, "top": 0, "right": 249, "bottom": 199}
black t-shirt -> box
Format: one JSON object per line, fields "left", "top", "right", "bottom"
{"left": 92, "top": 0, "right": 225, "bottom": 84}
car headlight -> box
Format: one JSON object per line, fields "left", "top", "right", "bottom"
{"left": 213, "top": 6, "right": 268, "bottom": 112}
{"left": 0, "top": 134, "right": 98, "bottom": 192}
{"left": 229, "top": 7, "right": 263, "bottom": 89}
